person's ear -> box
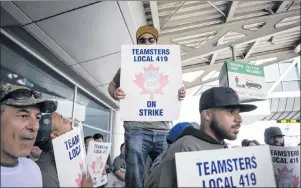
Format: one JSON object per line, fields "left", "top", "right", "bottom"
{"left": 202, "top": 109, "right": 212, "bottom": 121}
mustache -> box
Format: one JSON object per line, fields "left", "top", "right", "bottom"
{"left": 232, "top": 124, "right": 241, "bottom": 128}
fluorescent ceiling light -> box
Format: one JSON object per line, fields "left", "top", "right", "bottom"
{"left": 249, "top": 57, "right": 278, "bottom": 65}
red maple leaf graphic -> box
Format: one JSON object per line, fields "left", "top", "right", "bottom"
{"left": 133, "top": 64, "right": 169, "bottom": 99}
{"left": 75, "top": 173, "right": 82, "bottom": 188}
{"left": 91, "top": 155, "right": 104, "bottom": 174}
{"left": 75, "top": 161, "right": 84, "bottom": 187}
{"left": 276, "top": 166, "right": 300, "bottom": 188}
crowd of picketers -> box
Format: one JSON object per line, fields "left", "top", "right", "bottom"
{"left": 1, "top": 25, "right": 299, "bottom": 188}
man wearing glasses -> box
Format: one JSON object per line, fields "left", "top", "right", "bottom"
{"left": 0, "top": 85, "right": 57, "bottom": 187}
{"left": 108, "top": 26, "right": 186, "bottom": 187}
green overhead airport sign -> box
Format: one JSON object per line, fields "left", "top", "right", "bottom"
{"left": 219, "top": 60, "right": 268, "bottom": 102}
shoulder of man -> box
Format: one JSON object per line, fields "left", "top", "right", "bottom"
{"left": 19, "top": 158, "right": 43, "bottom": 186}
{"left": 155, "top": 135, "right": 210, "bottom": 187}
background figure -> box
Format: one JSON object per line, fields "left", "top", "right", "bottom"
{"left": 28, "top": 146, "right": 42, "bottom": 162}
{"left": 264, "top": 127, "right": 285, "bottom": 146}
{"left": 113, "top": 143, "right": 126, "bottom": 181}
{"left": 93, "top": 133, "right": 113, "bottom": 175}
{"left": 84, "top": 136, "right": 94, "bottom": 152}
{"left": 241, "top": 139, "right": 260, "bottom": 147}
{"left": 93, "top": 133, "right": 103, "bottom": 142}
{"left": 36, "top": 112, "right": 92, "bottom": 187}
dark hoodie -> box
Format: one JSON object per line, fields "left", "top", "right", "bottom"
{"left": 144, "top": 126, "right": 227, "bottom": 188}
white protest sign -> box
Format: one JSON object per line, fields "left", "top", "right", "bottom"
{"left": 270, "top": 146, "right": 300, "bottom": 187}
{"left": 175, "top": 145, "right": 276, "bottom": 187}
{"left": 86, "top": 141, "right": 111, "bottom": 187}
{"left": 52, "top": 128, "right": 86, "bottom": 187}
{"left": 120, "top": 45, "right": 183, "bottom": 121}
{"left": 106, "top": 173, "right": 125, "bottom": 188}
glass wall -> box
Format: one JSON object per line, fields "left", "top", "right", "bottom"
{"left": 76, "top": 88, "right": 111, "bottom": 141}
{"left": 1, "top": 34, "right": 75, "bottom": 109}
{"left": 264, "top": 60, "right": 300, "bottom": 92}
{"left": 1, "top": 32, "right": 112, "bottom": 141}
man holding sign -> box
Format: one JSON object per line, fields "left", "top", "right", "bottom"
{"left": 36, "top": 112, "right": 92, "bottom": 187}
{"left": 108, "top": 25, "right": 186, "bottom": 187}
{"left": 146, "top": 87, "right": 257, "bottom": 187}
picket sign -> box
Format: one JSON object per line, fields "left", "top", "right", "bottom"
{"left": 175, "top": 145, "right": 276, "bottom": 187}
{"left": 270, "top": 146, "right": 300, "bottom": 187}
{"left": 86, "top": 141, "right": 111, "bottom": 187}
{"left": 120, "top": 45, "right": 183, "bottom": 121}
{"left": 52, "top": 128, "right": 87, "bottom": 187}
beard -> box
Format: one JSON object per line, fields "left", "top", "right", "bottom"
{"left": 210, "top": 116, "right": 238, "bottom": 141}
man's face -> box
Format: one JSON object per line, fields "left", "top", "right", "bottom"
{"left": 209, "top": 108, "right": 243, "bottom": 141}
{"left": 268, "top": 136, "right": 284, "bottom": 146}
{"left": 95, "top": 138, "right": 103, "bottom": 142}
{"left": 121, "top": 144, "right": 125, "bottom": 155}
{"left": 1, "top": 105, "right": 41, "bottom": 158}
{"left": 50, "top": 112, "right": 72, "bottom": 139}
{"left": 137, "top": 33, "right": 157, "bottom": 45}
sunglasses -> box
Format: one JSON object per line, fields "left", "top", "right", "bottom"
{"left": 1, "top": 89, "right": 41, "bottom": 103}
{"left": 138, "top": 37, "right": 156, "bottom": 44}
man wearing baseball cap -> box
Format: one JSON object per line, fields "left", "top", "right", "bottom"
{"left": 146, "top": 87, "right": 257, "bottom": 187}
{"left": 108, "top": 25, "right": 186, "bottom": 187}
{"left": 0, "top": 84, "right": 57, "bottom": 187}
{"left": 264, "top": 127, "right": 285, "bottom": 146}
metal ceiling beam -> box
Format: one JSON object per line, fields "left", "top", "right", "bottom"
{"left": 210, "top": 36, "right": 224, "bottom": 65}
{"left": 276, "top": 1, "right": 294, "bottom": 13}
{"left": 159, "top": 9, "right": 299, "bottom": 40}
{"left": 244, "top": 40, "right": 260, "bottom": 59}
{"left": 184, "top": 50, "right": 298, "bottom": 89}
{"left": 207, "top": 1, "right": 226, "bottom": 17}
{"left": 160, "top": 1, "right": 185, "bottom": 29}
{"left": 225, "top": 1, "right": 239, "bottom": 23}
{"left": 183, "top": 49, "right": 297, "bottom": 73}
{"left": 181, "top": 11, "right": 300, "bottom": 61}
{"left": 268, "top": 57, "right": 299, "bottom": 95}
{"left": 149, "top": 1, "right": 161, "bottom": 32}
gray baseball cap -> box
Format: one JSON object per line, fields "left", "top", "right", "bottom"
{"left": 1, "top": 84, "right": 57, "bottom": 113}
{"left": 264, "top": 127, "right": 285, "bottom": 139}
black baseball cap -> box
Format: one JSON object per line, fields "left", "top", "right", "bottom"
{"left": 199, "top": 87, "right": 257, "bottom": 112}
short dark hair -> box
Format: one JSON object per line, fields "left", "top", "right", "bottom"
{"left": 93, "top": 133, "right": 103, "bottom": 140}
{"left": 84, "top": 136, "right": 93, "bottom": 143}
{"left": 120, "top": 143, "right": 125, "bottom": 151}
{"left": 242, "top": 139, "right": 260, "bottom": 146}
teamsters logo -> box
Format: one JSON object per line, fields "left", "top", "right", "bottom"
{"left": 134, "top": 64, "right": 169, "bottom": 99}
{"left": 275, "top": 166, "right": 300, "bottom": 188}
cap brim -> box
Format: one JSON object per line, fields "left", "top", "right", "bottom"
{"left": 218, "top": 104, "right": 257, "bottom": 112}
{"left": 3, "top": 98, "right": 57, "bottom": 113}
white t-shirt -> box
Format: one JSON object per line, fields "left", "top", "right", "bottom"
{"left": 1, "top": 157, "right": 42, "bottom": 187}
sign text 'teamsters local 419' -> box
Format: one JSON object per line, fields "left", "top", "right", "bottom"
{"left": 270, "top": 146, "right": 300, "bottom": 188}
{"left": 120, "top": 45, "right": 182, "bottom": 121}
{"left": 175, "top": 146, "right": 276, "bottom": 187}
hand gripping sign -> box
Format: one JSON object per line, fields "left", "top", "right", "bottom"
{"left": 175, "top": 145, "right": 276, "bottom": 187}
